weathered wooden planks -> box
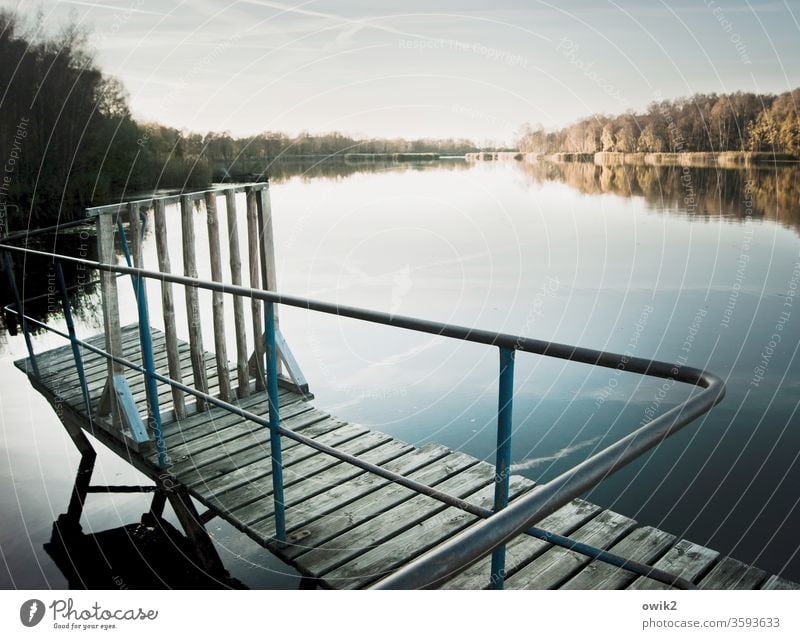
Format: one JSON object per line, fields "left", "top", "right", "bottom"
{"left": 95, "top": 212, "right": 124, "bottom": 428}
{"left": 253, "top": 443, "right": 455, "bottom": 547}
{"left": 246, "top": 188, "right": 265, "bottom": 391}
{"left": 328, "top": 475, "right": 534, "bottom": 589}
{"left": 560, "top": 526, "right": 675, "bottom": 590}
{"left": 761, "top": 574, "right": 796, "bottom": 590}
{"left": 16, "top": 323, "right": 800, "bottom": 590}
{"left": 225, "top": 190, "right": 250, "bottom": 397}
{"left": 505, "top": 510, "right": 637, "bottom": 590}
{"left": 181, "top": 195, "right": 210, "bottom": 410}
{"left": 699, "top": 556, "right": 767, "bottom": 590}
{"left": 628, "top": 539, "right": 719, "bottom": 590}
{"left": 204, "top": 191, "right": 232, "bottom": 402}
{"left": 295, "top": 460, "right": 497, "bottom": 578}
{"left": 442, "top": 499, "right": 603, "bottom": 589}
{"left": 153, "top": 199, "right": 186, "bottom": 418}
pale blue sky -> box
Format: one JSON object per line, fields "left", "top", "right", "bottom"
{"left": 6, "top": 0, "right": 800, "bottom": 143}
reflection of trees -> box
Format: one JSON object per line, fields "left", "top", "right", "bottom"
{"left": 516, "top": 160, "right": 800, "bottom": 233}
{"left": 234, "top": 157, "right": 471, "bottom": 184}
{"left": 1, "top": 230, "right": 102, "bottom": 337}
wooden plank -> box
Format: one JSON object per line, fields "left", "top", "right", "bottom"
{"left": 49, "top": 331, "right": 166, "bottom": 392}
{"left": 761, "top": 574, "right": 797, "bottom": 590}
{"left": 255, "top": 185, "right": 283, "bottom": 378}
{"left": 46, "top": 329, "right": 168, "bottom": 382}
{"left": 628, "top": 539, "right": 719, "bottom": 590}
{"left": 217, "top": 431, "right": 398, "bottom": 510}
{"left": 32, "top": 330, "right": 124, "bottom": 376}
{"left": 256, "top": 186, "right": 278, "bottom": 293}
{"left": 699, "top": 556, "right": 767, "bottom": 590}
{"left": 225, "top": 189, "right": 250, "bottom": 397}
{"left": 219, "top": 437, "right": 412, "bottom": 522}
{"left": 560, "top": 526, "right": 675, "bottom": 590}
{"left": 205, "top": 190, "right": 232, "bottom": 402}
{"left": 226, "top": 433, "right": 404, "bottom": 526}
{"left": 296, "top": 460, "right": 497, "bottom": 577}
{"left": 161, "top": 389, "right": 300, "bottom": 442}
{"left": 162, "top": 391, "right": 301, "bottom": 441}
{"left": 161, "top": 389, "right": 298, "bottom": 447}
{"left": 153, "top": 198, "right": 186, "bottom": 419}
{"left": 61, "top": 350, "right": 234, "bottom": 421}
{"left": 329, "top": 475, "right": 534, "bottom": 589}
{"left": 442, "top": 498, "right": 603, "bottom": 589}
{"left": 504, "top": 510, "right": 637, "bottom": 590}
{"left": 84, "top": 363, "right": 238, "bottom": 425}
{"left": 95, "top": 212, "right": 124, "bottom": 426}
{"left": 36, "top": 325, "right": 154, "bottom": 379}
{"left": 246, "top": 188, "right": 265, "bottom": 391}
{"left": 176, "top": 415, "right": 352, "bottom": 488}
{"left": 56, "top": 342, "right": 203, "bottom": 405}
{"left": 162, "top": 403, "right": 314, "bottom": 470}
{"left": 273, "top": 451, "right": 478, "bottom": 561}
{"left": 253, "top": 443, "right": 451, "bottom": 544}
{"left": 53, "top": 337, "right": 260, "bottom": 408}
{"left": 160, "top": 400, "right": 314, "bottom": 463}
{"left": 181, "top": 194, "right": 209, "bottom": 411}
{"left": 179, "top": 414, "right": 344, "bottom": 491}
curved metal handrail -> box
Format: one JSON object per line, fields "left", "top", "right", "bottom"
{"left": 0, "top": 242, "right": 725, "bottom": 589}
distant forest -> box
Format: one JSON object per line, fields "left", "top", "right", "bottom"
{"left": 0, "top": 12, "right": 475, "bottom": 229}
{"left": 517, "top": 89, "right": 800, "bottom": 155}
{"left": 2, "top": 9, "right": 799, "bottom": 231}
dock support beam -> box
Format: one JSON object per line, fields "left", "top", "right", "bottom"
{"left": 165, "top": 485, "right": 226, "bottom": 576}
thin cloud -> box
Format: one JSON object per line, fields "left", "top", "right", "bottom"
{"left": 57, "top": 0, "right": 171, "bottom": 17}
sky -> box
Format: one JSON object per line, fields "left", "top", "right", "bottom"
{"left": 4, "top": 0, "right": 800, "bottom": 143}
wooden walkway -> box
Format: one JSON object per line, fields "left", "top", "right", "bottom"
{"left": 16, "top": 325, "right": 798, "bottom": 590}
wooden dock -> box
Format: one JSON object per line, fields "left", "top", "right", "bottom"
{"left": 16, "top": 325, "right": 798, "bottom": 590}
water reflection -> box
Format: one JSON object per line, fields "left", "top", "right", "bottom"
{"left": 46, "top": 457, "right": 244, "bottom": 589}
{"left": 3, "top": 157, "right": 800, "bottom": 585}
{"left": 1, "top": 229, "right": 100, "bottom": 338}
{"left": 228, "top": 156, "right": 470, "bottom": 184}
{"left": 516, "top": 160, "right": 800, "bottom": 232}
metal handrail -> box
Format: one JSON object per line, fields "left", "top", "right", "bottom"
{"left": 0, "top": 243, "right": 722, "bottom": 386}
{"left": 0, "top": 242, "right": 725, "bottom": 589}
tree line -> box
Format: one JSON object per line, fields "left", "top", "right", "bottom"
{"left": 0, "top": 11, "right": 213, "bottom": 228}
{"left": 517, "top": 89, "right": 800, "bottom": 156}
{"left": 0, "top": 12, "right": 476, "bottom": 230}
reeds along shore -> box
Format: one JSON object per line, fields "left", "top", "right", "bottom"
{"left": 466, "top": 151, "right": 799, "bottom": 167}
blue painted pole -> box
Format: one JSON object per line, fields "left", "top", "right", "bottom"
{"left": 116, "top": 220, "right": 135, "bottom": 282}
{"left": 265, "top": 299, "right": 286, "bottom": 544}
{"left": 489, "top": 346, "right": 515, "bottom": 589}
{"left": 3, "top": 253, "right": 39, "bottom": 377}
{"left": 119, "top": 218, "right": 167, "bottom": 467}
{"left": 135, "top": 272, "right": 167, "bottom": 467}
{"left": 54, "top": 261, "right": 91, "bottom": 416}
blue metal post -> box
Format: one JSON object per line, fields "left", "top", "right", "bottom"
{"left": 489, "top": 346, "right": 515, "bottom": 589}
{"left": 3, "top": 253, "right": 39, "bottom": 377}
{"left": 117, "top": 220, "right": 134, "bottom": 275}
{"left": 136, "top": 271, "right": 167, "bottom": 467}
{"left": 117, "top": 220, "right": 167, "bottom": 468}
{"left": 265, "top": 299, "right": 286, "bottom": 544}
{"left": 54, "top": 261, "right": 91, "bottom": 416}
{"left": 119, "top": 218, "right": 167, "bottom": 467}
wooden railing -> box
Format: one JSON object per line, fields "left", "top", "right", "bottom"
{"left": 86, "top": 183, "right": 306, "bottom": 431}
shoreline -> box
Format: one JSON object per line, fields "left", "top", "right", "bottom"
{"left": 466, "top": 150, "right": 800, "bottom": 167}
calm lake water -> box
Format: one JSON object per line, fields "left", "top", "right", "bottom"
{"left": 2, "top": 158, "right": 799, "bottom": 588}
